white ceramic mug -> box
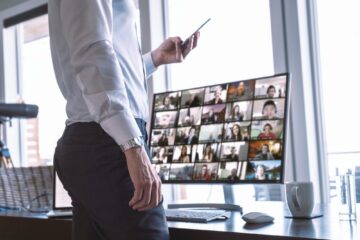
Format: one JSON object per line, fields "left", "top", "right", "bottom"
{"left": 285, "top": 182, "right": 314, "bottom": 217}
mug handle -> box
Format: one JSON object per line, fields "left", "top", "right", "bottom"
{"left": 291, "top": 186, "right": 301, "bottom": 211}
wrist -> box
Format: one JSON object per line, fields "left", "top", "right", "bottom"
{"left": 120, "top": 136, "right": 145, "bottom": 152}
{"left": 151, "top": 49, "right": 162, "bottom": 67}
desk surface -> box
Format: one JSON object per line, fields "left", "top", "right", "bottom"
{"left": 0, "top": 201, "right": 359, "bottom": 240}
{"left": 167, "top": 201, "right": 360, "bottom": 240}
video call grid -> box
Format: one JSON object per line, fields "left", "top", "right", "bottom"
{"left": 149, "top": 75, "right": 288, "bottom": 182}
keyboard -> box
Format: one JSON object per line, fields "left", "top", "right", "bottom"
{"left": 165, "top": 209, "right": 229, "bottom": 223}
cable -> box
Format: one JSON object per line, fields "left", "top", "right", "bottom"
{"left": 20, "top": 192, "right": 51, "bottom": 213}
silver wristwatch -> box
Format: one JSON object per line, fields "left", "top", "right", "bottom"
{"left": 120, "top": 136, "right": 145, "bottom": 152}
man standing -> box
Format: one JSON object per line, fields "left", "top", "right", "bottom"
{"left": 48, "top": 0, "right": 199, "bottom": 239}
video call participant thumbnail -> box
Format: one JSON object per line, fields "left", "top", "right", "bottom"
{"left": 193, "top": 163, "right": 218, "bottom": 181}
{"left": 254, "top": 75, "right": 287, "bottom": 99}
{"left": 223, "top": 121, "right": 251, "bottom": 142}
{"left": 217, "top": 161, "right": 240, "bottom": 181}
{"left": 219, "top": 142, "right": 249, "bottom": 161}
{"left": 198, "top": 123, "right": 224, "bottom": 143}
{"left": 192, "top": 143, "right": 219, "bottom": 163}
{"left": 201, "top": 104, "right": 226, "bottom": 124}
{"left": 248, "top": 140, "right": 282, "bottom": 160}
{"left": 225, "top": 101, "right": 253, "bottom": 122}
{"left": 151, "top": 146, "right": 173, "bottom": 164}
{"left": 153, "top": 110, "right": 178, "bottom": 129}
{"left": 177, "top": 107, "right": 202, "bottom": 127}
{"left": 245, "top": 160, "right": 282, "bottom": 181}
{"left": 172, "top": 145, "right": 192, "bottom": 163}
{"left": 175, "top": 126, "right": 200, "bottom": 145}
{"left": 250, "top": 120, "right": 283, "bottom": 140}
{"left": 154, "top": 91, "right": 181, "bottom": 111}
{"left": 252, "top": 99, "right": 285, "bottom": 120}
{"left": 150, "top": 128, "right": 176, "bottom": 146}
{"left": 169, "top": 163, "right": 195, "bottom": 181}
{"left": 154, "top": 164, "right": 171, "bottom": 181}
{"left": 258, "top": 123, "right": 276, "bottom": 140}
{"left": 226, "top": 80, "right": 255, "bottom": 101}
{"left": 204, "top": 85, "right": 227, "bottom": 105}
{"left": 181, "top": 88, "right": 205, "bottom": 108}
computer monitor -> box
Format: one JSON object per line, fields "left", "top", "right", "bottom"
{"left": 53, "top": 172, "right": 72, "bottom": 210}
{"left": 51, "top": 73, "right": 290, "bottom": 211}
{"left": 149, "top": 73, "right": 290, "bottom": 184}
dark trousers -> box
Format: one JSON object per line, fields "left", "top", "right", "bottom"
{"left": 54, "top": 119, "right": 169, "bottom": 240}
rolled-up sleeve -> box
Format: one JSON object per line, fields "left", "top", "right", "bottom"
{"left": 60, "top": 0, "right": 141, "bottom": 145}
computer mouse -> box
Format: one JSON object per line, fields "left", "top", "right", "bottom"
{"left": 242, "top": 212, "right": 274, "bottom": 224}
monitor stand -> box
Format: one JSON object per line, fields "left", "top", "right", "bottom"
{"left": 167, "top": 184, "right": 242, "bottom": 213}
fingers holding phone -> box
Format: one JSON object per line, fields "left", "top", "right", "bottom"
{"left": 151, "top": 18, "right": 209, "bottom": 66}
{"left": 181, "top": 31, "right": 200, "bottom": 58}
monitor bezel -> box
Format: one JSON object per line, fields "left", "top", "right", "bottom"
{"left": 148, "top": 73, "right": 291, "bottom": 185}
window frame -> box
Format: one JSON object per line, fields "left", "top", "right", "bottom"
{"left": 269, "top": 0, "right": 328, "bottom": 203}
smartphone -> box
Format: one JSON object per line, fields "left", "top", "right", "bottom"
{"left": 181, "top": 18, "right": 211, "bottom": 51}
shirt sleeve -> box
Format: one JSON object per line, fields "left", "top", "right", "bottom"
{"left": 59, "top": 0, "right": 141, "bottom": 145}
{"left": 142, "top": 52, "right": 157, "bottom": 78}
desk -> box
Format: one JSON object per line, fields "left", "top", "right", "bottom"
{"left": 0, "top": 202, "right": 359, "bottom": 240}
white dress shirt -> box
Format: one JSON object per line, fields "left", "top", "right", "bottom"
{"left": 48, "top": 0, "right": 156, "bottom": 146}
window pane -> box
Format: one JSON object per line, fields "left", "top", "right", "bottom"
{"left": 317, "top": 0, "right": 360, "bottom": 200}
{"left": 13, "top": 15, "right": 66, "bottom": 166}
{"left": 5, "top": 7, "right": 143, "bottom": 166}
{"left": 317, "top": 0, "right": 360, "bottom": 154}
{"left": 167, "top": 0, "right": 274, "bottom": 91}
{"left": 166, "top": 0, "right": 276, "bottom": 203}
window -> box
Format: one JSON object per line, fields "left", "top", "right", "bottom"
{"left": 2, "top": 2, "right": 142, "bottom": 167}
{"left": 317, "top": 0, "right": 360, "bottom": 200}
{"left": 4, "top": 14, "right": 66, "bottom": 166}
{"left": 164, "top": 0, "right": 277, "bottom": 203}
{"left": 166, "top": 0, "right": 274, "bottom": 91}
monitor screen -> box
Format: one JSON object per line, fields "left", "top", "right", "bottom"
{"left": 149, "top": 73, "right": 289, "bottom": 183}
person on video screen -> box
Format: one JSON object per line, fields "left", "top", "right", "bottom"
{"left": 206, "top": 108, "right": 216, "bottom": 123}
{"left": 257, "top": 123, "right": 276, "bottom": 140}
{"left": 227, "top": 168, "right": 239, "bottom": 180}
{"left": 178, "top": 145, "right": 190, "bottom": 163}
{"left": 185, "top": 94, "right": 201, "bottom": 107}
{"left": 254, "top": 144, "right": 274, "bottom": 160}
{"left": 229, "top": 105, "right": 244, "bottom": 121}
{"left": 227, "top": 146, "right": 239, "bottom": 161}
{"left": 202, "top": 143, "right": 215, "bottom": 162}
{"left": 236, "top": 82, "right": 245, "bottom": 97}
{"left": 261, "top": 100, "right": 277, "bottom": 119}
{"left": 227, "top": 124, "right": 242, "bottom": 141}
{"left": 158, "top": 133, "right": 169, "bottom": 146}
{"left": 195, "top": 164, "right": 212, "bottom": 180}
{"left": 208, "top": 87, "right": 223, "bottom": 104}
{"left": 182, "top": 111, "right": 195, "bottom": 126}
{"left": 157, "top": 165, "right": 170, "bottom": 181}
{"left": 153, "top": 147, "right": 168, "bottom": 164}
{"left": 183, "top": 126, "right": 198, "bottom": 145}
{"left": 255, "top": 164, "right": 268, "bottom": 180}
{"left": 161, "top": 95, "right": 175, "bottom": 110}
{"left": 266, "top": 85, "right": 276, "bottom": 98}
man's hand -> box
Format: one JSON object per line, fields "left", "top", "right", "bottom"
{"left": 151, "top": 32, "right": 200, "bottom": 67}
{"left": 125, "top": 146, "right": 162, "bottom": 211}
